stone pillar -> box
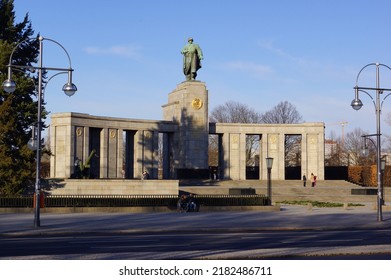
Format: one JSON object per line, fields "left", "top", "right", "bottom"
{"left": 301, "top": 133, "right": 308, "bottom": 178}
{"left": 134, "top": 130, "right": 143, "bottom": 179}
{"left": 74, "top": 127, "right": 84, "bottom": 164}
{"left": 221, "top": 133, "right": 230, "bottom": 180}
{"left": 134, "top": 130, "right": 158, "bottom": 179}
{"left": 107, "top": 128, "right": 118, "bottom": 178}
{"left": 261, "top": 133, "right": 268, "bottom": 180}
{"left": 239, "top": 133, "right": 246, "bottom": 180}
{"left": 278, "top": 133, "right": 285, "bottom": 180}
{"left": 162, "top": 81, "right": 209, "bottom": 178}
{"left": 100, "top": 128, "right": 108, "bottom": 178}
{"left": 267, "top": 133, "right": 283, "bottom": 180}
{"left": 50, "top": 122, "right": 73, "bottom": 178}
{"left": 117, "top": 129, "right": 124, "bottom": 178}
{"left": 143, "top": 130, "right": 158, "bottom": 179}
{"left": 306, "top": 133, "right": 325, "bottom": 180}
{"left": 152, "top": 131, "right": 159, "bottom": 179}
{"left": 229, "top": 133, "right": 240, "bottom": 180}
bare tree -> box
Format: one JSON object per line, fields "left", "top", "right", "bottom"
{"left": 325, "top": 137, "right": 344, "bottom": 166}
{"left": 208, "top": 134, "right": 219, "bottom": 167}
{"left": 344, "top": 128, "right": 373, "bottom": 166}
{"left": 210, "top": 101, "right": 261, "bottom": 166}
{"left": 209, "top": 100, "right": 305, "bottom": 169}
{"left": 261, "top": 101, "right": 303, "bottom": 167}
{"left": 261, "top": 101, "right": 303, "bottom": 124}
{"left": 210, "top": 101, "right": 262, "bottom": 123}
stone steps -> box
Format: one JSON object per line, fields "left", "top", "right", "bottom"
{"left": 179, "top": 180, "right": 388, "bottom": 204}
{"left": 45, "top": 179, "right": 388, "bottom": 204}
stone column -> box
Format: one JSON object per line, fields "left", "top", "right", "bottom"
{"left": 107, "top": 128, "right": 118, "bottom": 178}
{"left": 229, "top": 133, "right": 240, "bottom": 180}
{"left": 133, "top": 130, "right": 158, "bottom": 179}
{"left": 50, "top": 122, "right": 73, "bottom": 178}
{"left": 239, "top": 133, "right": 246, "bottom": 180}
{"left": 142, "top": 130, "right": 157, "bottom": 179}
{"left": 278, "top": 133, "right": 285, "bottom": 180}
{"left": 100, "top": 128, "right": 108, "bottom": 178}
{"left": 306, "top": 133, "right": 324, "bottom": 180}
{"left": 317, "top": 132, "right": 325, "bottom": 180}
{"left": 117, "top": 129, "right": 124, "bottom": 178}
{"left": 134, "top": 130, "right": 144, "bottom": 179}
{"left": 265, "top": 133, "right": 284, "bottom": 180}
{"left": 221, "top": 133, "right": 230, "bottom": 180}
{"left": 261, "top": 133, "right": 268, "bottom": 180}
{"left": 301, "top": 133, "right": 308, "bottom": 178}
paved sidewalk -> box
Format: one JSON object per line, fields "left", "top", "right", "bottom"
{"left": 2, "top": 204, "right": 391, "bottom": 259}
{"left": 1, "top": 204, "right": 391, "bottom": 236}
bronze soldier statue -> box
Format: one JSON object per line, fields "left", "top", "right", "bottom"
{"left": 181, "top": 37, "right": 203, "bottom": 81}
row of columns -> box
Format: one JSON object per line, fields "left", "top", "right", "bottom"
{"left": 50, "top": 113, "right": 167, "bottom": 179}
{"left": 50, "top": 114, "right": 324, "bottom": 181}
{"left": 215, "top": 128, "right": 324, "bottom": 180}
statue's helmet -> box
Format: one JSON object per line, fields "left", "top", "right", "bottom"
{"left": 188, "top": 37, "right": 193, "bottom": 42}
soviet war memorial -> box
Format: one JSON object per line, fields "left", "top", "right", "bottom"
{"left": 3, "top": 1, "right": 391, "bottom": 274}
{"left": 50, "top": 37, "right": 325, "bottom": 184}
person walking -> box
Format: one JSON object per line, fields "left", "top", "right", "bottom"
{"left": 303, "top": 174, "right": 307, "bottom": 187}
{"left": 310, "top": 173, "right": 315, "bottom": 187}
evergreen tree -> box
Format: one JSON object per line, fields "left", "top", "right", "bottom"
{"left": 0, "top": 0, "right": 40, "bottom": 195}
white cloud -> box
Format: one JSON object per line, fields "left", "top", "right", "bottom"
{"left": 84, "top": 45, "right": 142, "bottom": 59}
{"left": 258, "top": 40, "right": 309, "bottom": 65}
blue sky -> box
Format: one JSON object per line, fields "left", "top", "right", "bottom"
{"left": 13, "top": 0, "right": 391, "bottom": 139}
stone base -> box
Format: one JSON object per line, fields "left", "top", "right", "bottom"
{"left": 162, "top": 81, "right": 209, "bottom": 175}
{"left": 48, "top": 179, "right": 179, "bottom": 195}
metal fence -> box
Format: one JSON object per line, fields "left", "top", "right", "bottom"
{"left": 0, "top": 194, "right": 267, "bottom": 208}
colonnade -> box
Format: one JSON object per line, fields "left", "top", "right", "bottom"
{"left": 50, "top": 112, "right": 325, "bottom": 180}
{"left": 210, "top": 122, "right": 325, "bottom": 180}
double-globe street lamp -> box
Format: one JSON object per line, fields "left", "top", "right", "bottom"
{"left": 351, "top": 62, "right": 391, "bottom": 222}
{"left": 2, "top": 36, "right": 77, "bottom": 227}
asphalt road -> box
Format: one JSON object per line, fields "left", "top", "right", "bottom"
{"left": 2, "top": 228, "right": 391, "bottom": 259}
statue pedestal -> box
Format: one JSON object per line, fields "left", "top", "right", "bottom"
{"left": 162, "top": 81, "right": 209, "bottom": 178}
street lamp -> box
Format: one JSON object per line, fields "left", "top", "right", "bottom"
{"left": 362, "top": 134, "right": 386, "bottom": 202}
{"left": 266, "top": 157, "right": 274, "bottom": 205}
{"left": 351, "top": 63, "right": 391, "bottom": 222}
{"left": 2, "top": 36, "right": 77, "bottom": 227}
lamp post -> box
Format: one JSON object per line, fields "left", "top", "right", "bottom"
{"left": 362, "top": 134, "right": 386, "bottom": 204}
{"left": 266, "top": 157, "right": 274, "bottom": 205}
{"left": 351, "top": 63, "right": 391, "bottom": 222}
{"left": 2, "top": 36, "right": 77, "bottom": 227}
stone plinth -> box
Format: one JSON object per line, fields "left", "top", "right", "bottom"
{"left": 49, "top": 179, "right": 179, "bottom": 195}
{"left": 162, "top": 81, "right": 209, "bottom": 178}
